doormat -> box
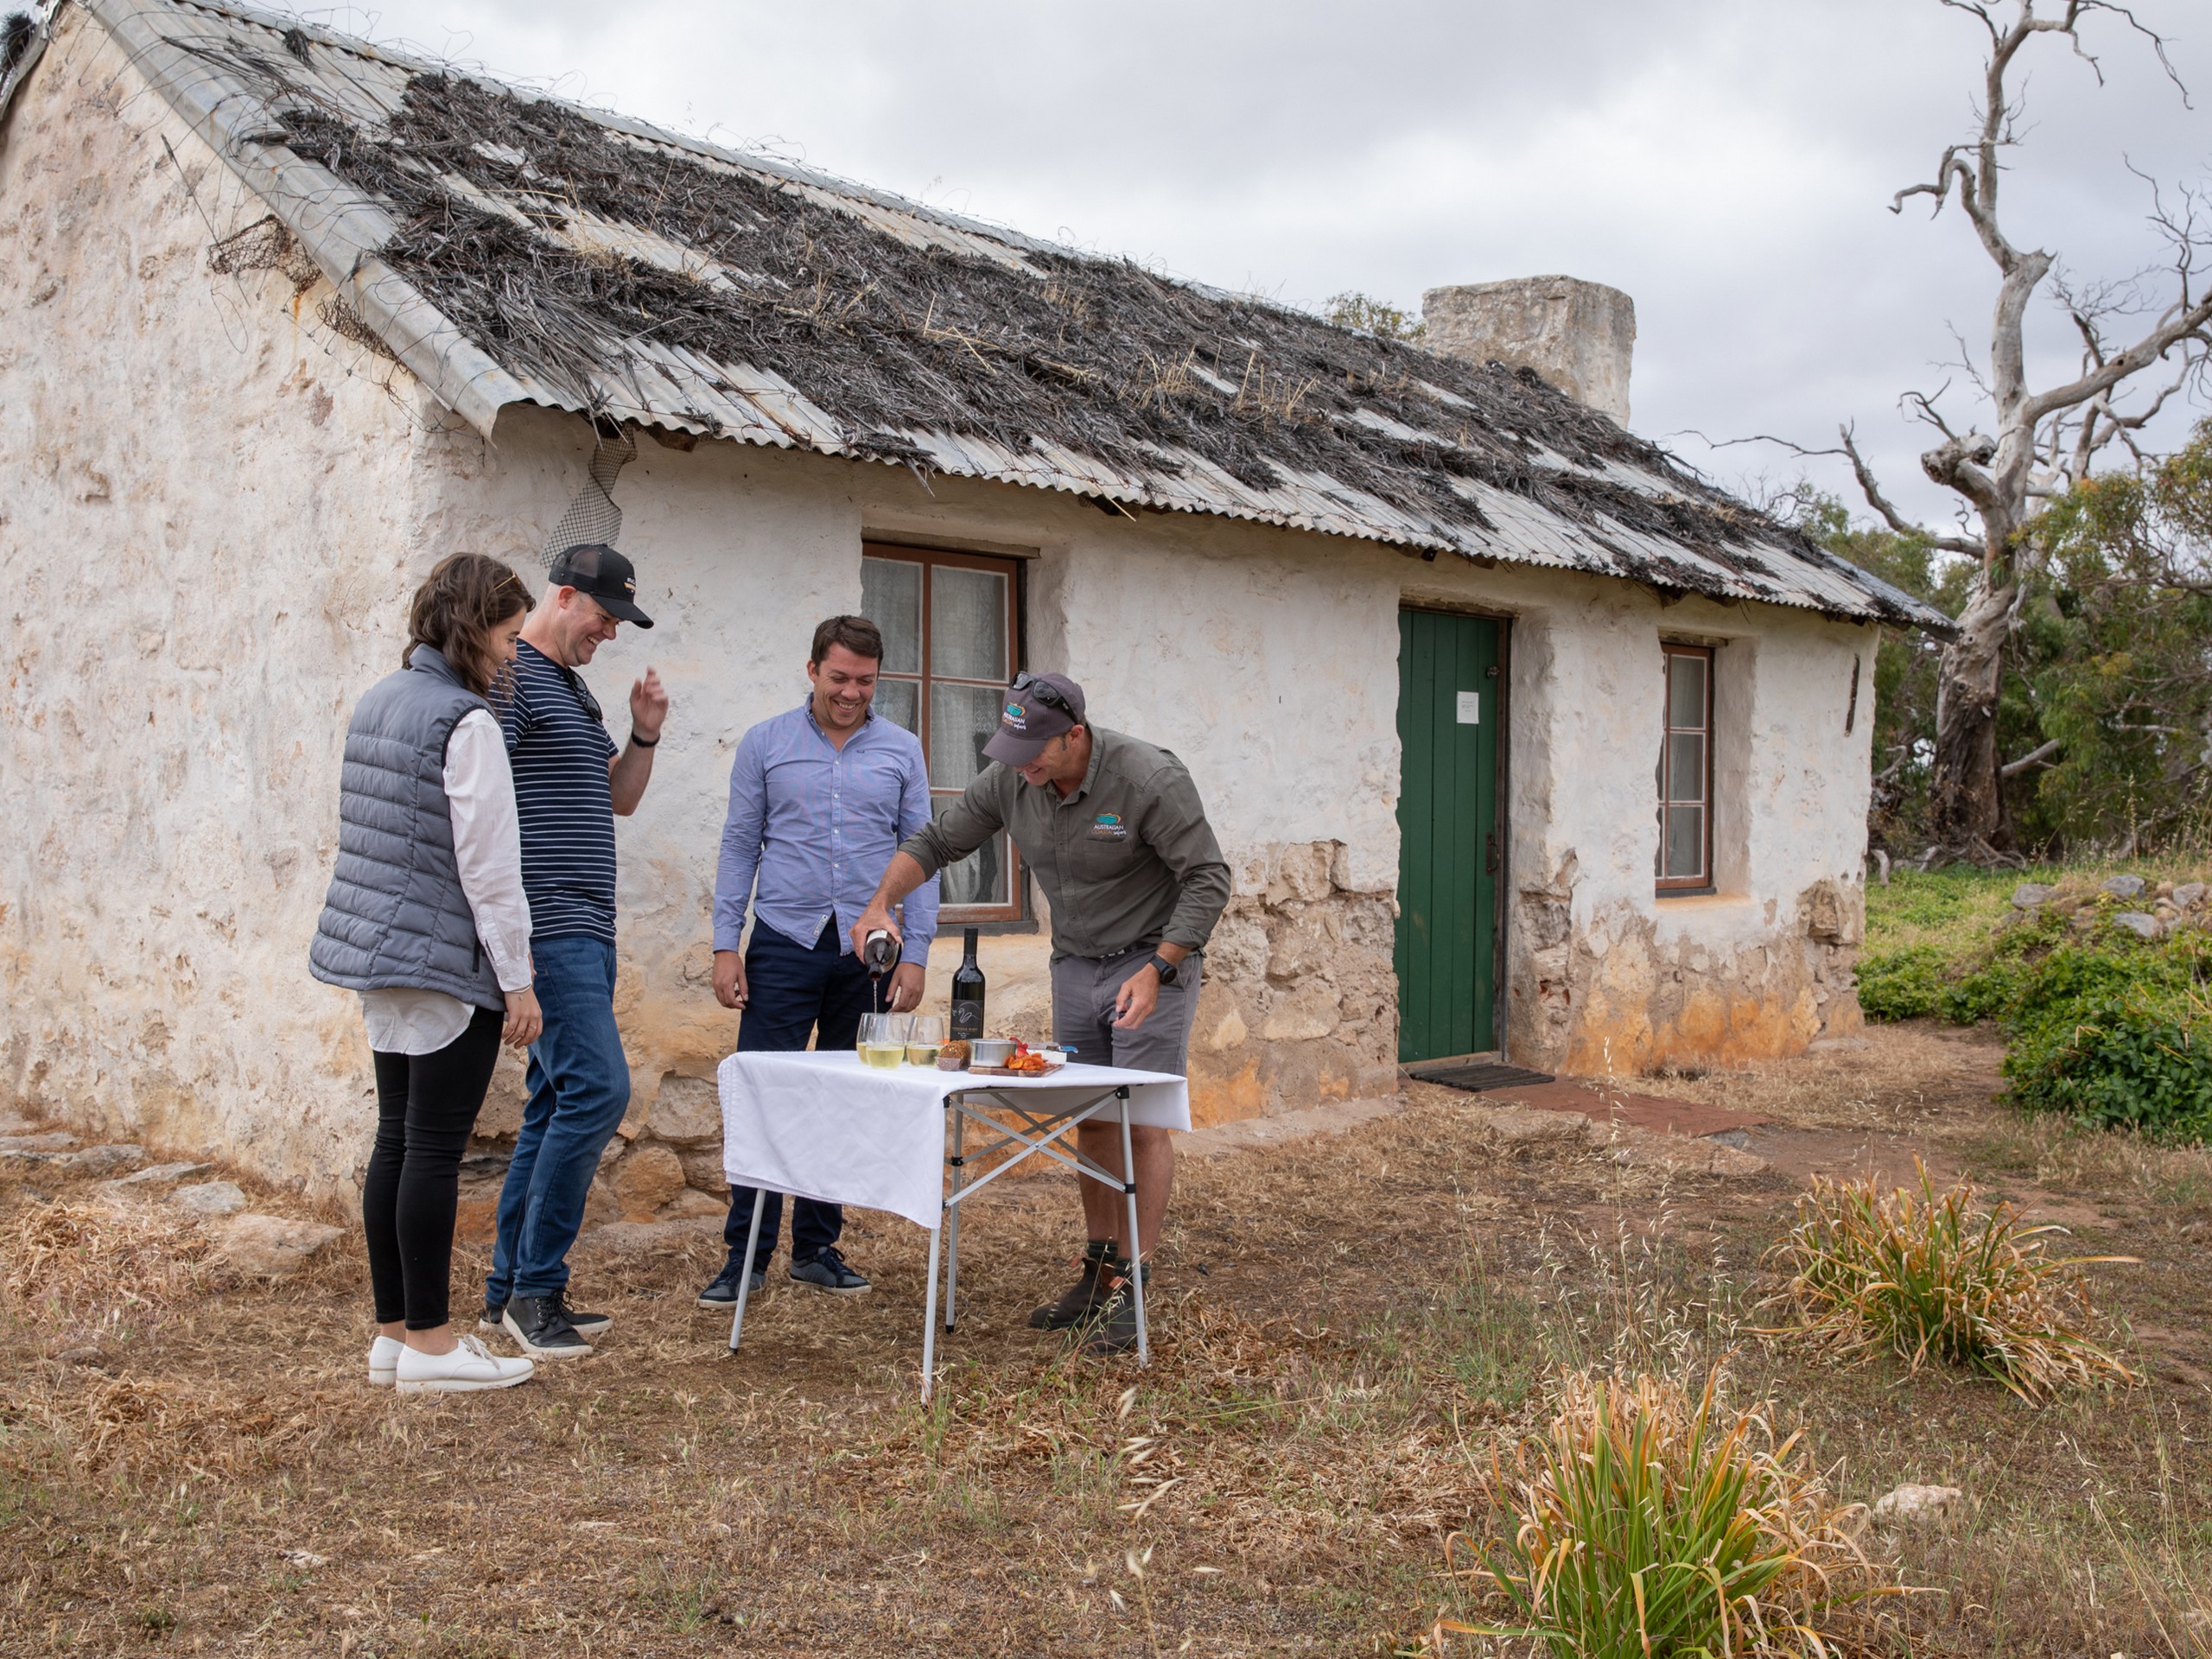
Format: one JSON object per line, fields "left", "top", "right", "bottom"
{"left": 1404, "top": 1060, "right": 1556, "bottom": 1094}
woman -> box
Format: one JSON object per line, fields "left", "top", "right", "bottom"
{"left": 310, "top": 554, "right": 542, "bottom": 1394}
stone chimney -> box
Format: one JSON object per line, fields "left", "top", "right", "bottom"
{"left": 1421, "top": 276, "right": 1636, "bottom": 425}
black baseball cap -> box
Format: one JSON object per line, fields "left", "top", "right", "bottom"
{"left": 982, "top": 671, "right": 1085, "bottom": 766}
{"left": 549, "top": 543, "right": 654, "bottom": 628}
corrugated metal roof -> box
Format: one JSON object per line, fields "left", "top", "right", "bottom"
{"left": 73, "top": 0, "right": 1951, "bottom": 632}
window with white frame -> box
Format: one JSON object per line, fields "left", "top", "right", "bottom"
{"left": 1656, "top": 644, "right": 1714, "bottom": 892}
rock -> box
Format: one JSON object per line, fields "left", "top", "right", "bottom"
{"left": 281, "top": 1550, "right": 330, "bottom": 1569}
{"left": 2176, "top": 882, "right": 2207, "bottom": 912}
{"left": 658, "top": 1187, "right": 726, "bottom": 1221}
{"left": 2104, "top": 874, "right": 2146, "bottom": 899}
{"left": 105, "top": 1160, "right": 213, "bottom": 1188}
{"left": 1605, "top": 1126, "right": 1769, "bottom": 1178}
{"left": 608, "top": 1141, "right": 688, "bottom": 1219}
{"left": 170, "top": 1179, "right": 248, "bottom": 1217}
{"left": 677, "top": 1145, "right": 730, "bottom": 1195}
{"left": 1805, "top": 1036, "right": 1870, "bottom": 1053}
{"left": 2156, "top": 904, "right": 2179, "bottom": 922}
{"left": 645, "top": 1075, "right": 721, "bottom": 1147}
{"left": 1260, "top": 982, "right": 1341, "bottom": 1042}
{"left": 2011, "top": 883, "right": 2053, "bottom": 910}
{"left": 1870, "top": 1483, "right": 1963, "bottom": 1524}
{"left": 0, "top": 1131, "right": 77, "bottom": 1155}
{"left": 2156, "top": 880, "right": 2176, "bottom": 899}
{"left": 51, "top": 1144, "right": 145, "bottom": 1178}
{"left": 582, "top": 1216, "right": 725, "bottom": 1251}
{"left": 2112, "top": 912, "right": 2163, "bottom": 940}
{"left": 216, "top": 1213, "right": 344, "bottom": 1279}
{"left": 54, "top": 1344, "right": 111, "bottom": 1368}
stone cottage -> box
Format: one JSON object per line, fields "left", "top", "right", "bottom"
{"left": 0, "top": 0, "right": 1948, "bottom": 1207}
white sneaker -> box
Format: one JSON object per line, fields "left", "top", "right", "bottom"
{"left": 394, "top": 1334, "right": 535, "bottom": 1395}
{"left": 368, "top": 1334, "right": 404, "bottom": 1388}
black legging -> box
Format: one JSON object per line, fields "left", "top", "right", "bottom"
{"left": 364, "top": 1006, "right": 504, "bottom": 1331}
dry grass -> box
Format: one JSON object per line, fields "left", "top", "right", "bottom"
{"left": 1761, "top": 1160, "right": 2139, "bottom": 1401}
{"left": 1, "top": 1026, "right": 2209, "bottom": 1656}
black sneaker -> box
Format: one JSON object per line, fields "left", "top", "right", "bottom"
{"left": 501, "top": 1294, "right": 593, "bottom": 1359}
{"left": 546, "top": 1287, "right": 611, "bottom": 1338}
{"left": 1029, "top": 1239, "right": 1115, "bottom": 1330}
{"left": 696, "top": 1259, "right": 766, "bottom": 1307}
{"left": 484, "top": 1291, "right": 609, "bottom": 1337}
{"left": 1077, "top": 1257, "right": 1145, "bottom": 1357}
{"left": 788, "top": 1246, "right": 870, "bottom": 1295}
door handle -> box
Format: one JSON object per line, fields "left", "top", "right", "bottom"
{"left": 1485, "top": 832, "right": 1499, "bottom": 874}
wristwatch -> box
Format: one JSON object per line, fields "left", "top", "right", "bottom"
{"left": 1145, "top": 952, "right": 1179, "bottom": 985}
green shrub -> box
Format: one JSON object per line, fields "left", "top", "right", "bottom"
{"left": 1855, "top": 943, "right": 1953, "bottom": 1020}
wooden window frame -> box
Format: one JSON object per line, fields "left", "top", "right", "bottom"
{"left": 861, "top": 541, "right": 1026, "bottom": 925}
{"left": 1656, "top": 643, "right": 1716, "bottom": 895}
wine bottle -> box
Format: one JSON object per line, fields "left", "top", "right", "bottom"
{"left": 950, "top": 927, "right": 986, "bottom": 1039}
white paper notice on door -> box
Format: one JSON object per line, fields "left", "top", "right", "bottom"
{"left": 1455, "top": 690, "right": 1480, "bottom": 725}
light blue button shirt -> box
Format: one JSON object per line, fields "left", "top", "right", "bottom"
{"left": 712, "top": 701, "right": 939, "bottom": 963}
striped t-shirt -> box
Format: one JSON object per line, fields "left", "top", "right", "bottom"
{"left": 502, "top": 639, "right": 620, "bottom": 944}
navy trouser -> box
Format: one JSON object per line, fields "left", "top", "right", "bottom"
{"left": 488, "top": 934, "right": 631, "bottom": 1304}
{"left": 725, "top": 919, "right": 879, "bottom": 1269}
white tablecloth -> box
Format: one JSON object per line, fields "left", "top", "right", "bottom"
{"left": 717, "top": 1051, "right": 1190, "bottom": 1230}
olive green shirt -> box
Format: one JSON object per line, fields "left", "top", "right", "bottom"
{"left": 901, "top": 728, "right": 1231, "bottom": 961}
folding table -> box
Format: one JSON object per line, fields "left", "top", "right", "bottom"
{"left": 715, "top": 1050, "right": 1191, "bottom": 1398}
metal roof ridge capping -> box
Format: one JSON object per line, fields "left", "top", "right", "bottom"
{"left": 88, "top": 0, "right": 1953, "bottom": 632}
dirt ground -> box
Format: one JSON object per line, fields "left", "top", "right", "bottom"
{"left": 3, "top": 1021, "right": 2209, "bottom": 1657}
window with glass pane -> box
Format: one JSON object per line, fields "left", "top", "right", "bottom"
{"left": 859, "top": 543, "right": 1022, "bottom": 920}
{"left": 1656, "top": 645, "right": 1713, "bottom": 892}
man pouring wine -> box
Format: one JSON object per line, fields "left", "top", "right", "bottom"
{"left": 850, "top": 672, "right": 1230, "bottom": 1355}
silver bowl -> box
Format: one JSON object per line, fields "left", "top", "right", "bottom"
{"left": 969, "top": 1039, "right": 1015, "bottom": 1067}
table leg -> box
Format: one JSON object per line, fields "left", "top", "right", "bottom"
{"left": 944, "top": 1104, "right": 966, "bottom": 1333}
{"left": 920, "top": 1217, "right": 944, "bottom": 1402}
{"left": 726, "top": 1187, "right": 768, "bottom": 1354}
{"left": 1116, "top": 1090, "right": 1149, "bottom": 1368}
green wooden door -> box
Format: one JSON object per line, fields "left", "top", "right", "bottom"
{"left": 1395, "top": 609, "right": 1502, "bottom": 1063}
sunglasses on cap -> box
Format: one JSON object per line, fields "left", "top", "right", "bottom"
{"left": 1008, "top": 671, "right": 1076, "bottom": 717}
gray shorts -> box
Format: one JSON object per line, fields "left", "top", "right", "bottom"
{"left": 1050, "top": 948, "right": 1203, "bottom": 1077}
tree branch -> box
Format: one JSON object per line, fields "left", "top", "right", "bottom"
{"left": 1999, "top": 736, "right": 2063, "bottom": 777}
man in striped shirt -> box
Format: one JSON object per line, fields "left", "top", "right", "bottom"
{"left": 485, "top": 543, "right": 669, "bottom": 1361}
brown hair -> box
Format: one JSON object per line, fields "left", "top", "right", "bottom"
{"left": 810, "top": 613, "right": 884, "bottom": 667}
{"left": 404, "top": 554, "right": 533, "bottom": 697}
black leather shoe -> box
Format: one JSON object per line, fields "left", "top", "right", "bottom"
{"left": 1028, "top": 1239, "right": 1114, "bottom": 1330}
{"left": 501, "top": 1294, "right": 592, "bottom": 1359}
{"left": 696, "top": 1259, "right": 766, "bottom": 1307}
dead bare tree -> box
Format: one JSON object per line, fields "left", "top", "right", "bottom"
{"left": 1839, "top": 1, "right": 2212, "bottom": 859}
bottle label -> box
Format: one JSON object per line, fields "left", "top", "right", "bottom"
{"left": 950, "top": 999, "right": 984, "bottom": 1038}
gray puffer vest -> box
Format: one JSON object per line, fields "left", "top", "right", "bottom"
{"left": 309, "top": 646, "right": 507, "bottom": 1011}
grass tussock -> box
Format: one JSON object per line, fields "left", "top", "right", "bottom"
{"left": 1440, "top": 1370, "right": 1898, "bottom": 1658}
{"left": 1760, "top": 1162, "right": 2138, "bottom": 1401}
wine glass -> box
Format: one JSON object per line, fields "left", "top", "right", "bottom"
{"left": 905, "top": 1014, "right": 944, "bottom": 1065}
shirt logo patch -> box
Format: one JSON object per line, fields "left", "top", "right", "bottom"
{"left": 1089, "top": 811, "right": 1128, "bottom": 841}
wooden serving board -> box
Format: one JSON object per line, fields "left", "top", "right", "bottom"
{"left": 962, "top": 1065, "right": 1068, "bottom": 1078}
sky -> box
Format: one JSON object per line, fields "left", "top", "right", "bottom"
{"left": 307, "top": 0, "right": 2211, "bottom": 534}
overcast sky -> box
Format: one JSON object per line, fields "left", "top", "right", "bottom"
{"left": 314, "top": 0, "right": 2211, "bottom": 533}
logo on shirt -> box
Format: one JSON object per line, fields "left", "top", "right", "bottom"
{"left": 1001, "top": 702, "right": 1027, "bottom": 731}
{"left": 1089, "top": 811, "right": 1128, "bottom": 841}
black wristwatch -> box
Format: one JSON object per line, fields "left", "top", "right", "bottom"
{"left": 1146, "top": 952, "right": 1179, "bottom": 985}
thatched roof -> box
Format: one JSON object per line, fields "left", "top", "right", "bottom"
{"left": 74, "top": 0, "right": 1949, "bottom": 630}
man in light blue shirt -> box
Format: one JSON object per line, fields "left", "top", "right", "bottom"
{"left": 697, "top": 613, "right": 938, "bottom": 1305}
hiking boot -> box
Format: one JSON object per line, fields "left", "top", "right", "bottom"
{"left": 1078, "top": 1255, "right": 1144, "bottom": 1357}
{"left": 696, "top": 1259, "right": 766, "bottom": 1307}
{"left": 788, "top": 1246, "right": 870, "bottom": 1295}
{"left": 1028, "top": 1239, "right": 1115, "bottom": 1330}
{"left": 501, "top": 1294, "right": 594, "bottom": 1359}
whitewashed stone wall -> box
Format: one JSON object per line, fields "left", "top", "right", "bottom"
{"left": 2, "top": 10, "right": 1877, "bottom": 1201}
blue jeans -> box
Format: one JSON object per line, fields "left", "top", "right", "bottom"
{"left": 488, "top": 934, "right": 630, "bottom": 1304}
{"left": 724, "top": 920, "right": 879, "bottom": 1269}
